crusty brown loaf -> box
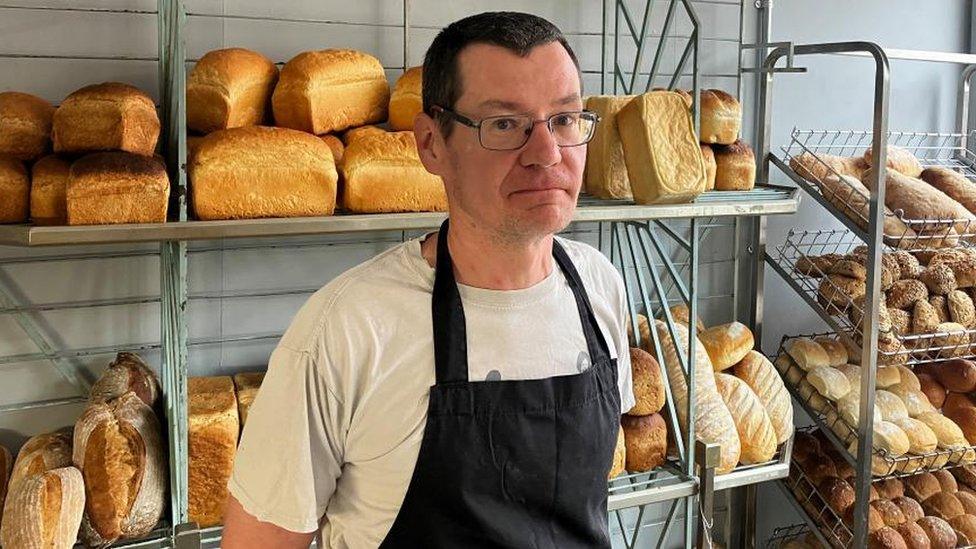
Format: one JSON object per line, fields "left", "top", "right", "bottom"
{"left": 789, "top": 152, "right": 867, "bottom": 183}
{"left": 904, "top": 472, "right": 941, "bottom": 502}
{"left": 66, "top": 152, "right": 169, "bottom": 225}
{"left": 795, "top": 252, "right": 841, "bottom": 277}
{"left": 9, "top": 429, "right": 73, "bottom": 492}
{"left": 584, "top": 95, "right": 635, "bottom": 200}
{"left": 950, "top": 514, "right": 976, "bottom": 546}
{"left": 617, "top": 91, "right": 706, "bottom": 204}
{"left": 609, "top": 426, "right": 625, "bottom": 479}
{"left": 698, "top": 89, "right": 740, "bottom": 145}
{"left": 819, "top": 476, "right": 855, "bottom": 514}
{"left": 29, "top": 155, "right": 71, "bottom": 225}
{"left": 712, "top": 139, "right": 755, "bottom": 191}
{"left": 956, "top": 491, "right": 976, "bottom": 515}
{"left": 232, "top": 372, "right": 264, "bottom": 427}
{"left": 944, "top": 406, "right": 976, "bottom": 446}
{"left": 188, "top": 376, "right": 239, "bottom": 528}
{"left": 628, "top": 347, "right": 665, "bottom": 415}
{"left": 620, "top": 413, "right": 666, "bottom": 472}
{"left": 867, "top": 526, "right": 908, "bottom": 549}
{"left": 0, "top": 91, "right": 54, "bottom": 162}
{"left": 73, "top": 392, "right": 166, "bottom": 546}
{"left": 389, "top": 66, "right": 422, "bottom": 132}
{"left": 875, "top": 478, "right": 905, "bottom": 500}
{"left": 933, "top": 469, "right": 959, "bottom": 493}
{"left": 90, "top": 352, "right": 160, "bottom": 408}
{"left": 700, "top": 144, "right": 716, "bottom": 191}
{"left": 191, "top": 125, "right": 338, "bottom": 220}
{"left": 866, "top": 168, "right": 976, "bottom": 235}
{"left": 818, "top": 174, "right": 918, "bottom": 246}
{"left": 272, "top": 49, "right": 389, "bottom": 135}
{"left": 916, "top": 373, "right": 945, "bottom": 408}
{"left": 341, "top": 130, "right": 447, "bottom": 213}
{"left": 698, "top": 322, "right": 754, "bottom": 372}
{"left": 732, "top": 350, "right": 793, "bottom": 444}
{"left": 53, "top": 82, "right": 159, "bottom": 156}
{"left": 872, "top": 498, "right": 908, "bottom": 527}
{"left": 0, "top": 466, "right": 85, "bottom": 549}
{"left": 863, "top": 146, "right": 923, "bottom": 178}
{"left": 933, "top": 358, "right": 976, "bottom": 392}
{"left": 714, "top": 373, "right": 776, "bottom": 464}
{"left": 894, "top": 520, "right": 929, "bottom": 549}
{"left": 187, "top": 47, "right": 278, "bottom": 134}
{"left": 891, "top": 495, "right": 924, "bottom": 523}
{"left": 922, "top": 491, "right": 965, "bottom": 520}
{"left": 0, "top": 156, "right": 29, "bottom": 223}
{"left": 918, "top": 516, "right": 957, "bottom": 549}
{"left": 920, "top": 167, "right": 976, "bottom": 214}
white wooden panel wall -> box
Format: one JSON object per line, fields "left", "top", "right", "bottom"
{"left": 0, "top": 1, "right": 745, "bottom": 546}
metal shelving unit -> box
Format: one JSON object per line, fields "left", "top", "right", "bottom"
{"left": 0, "top": 1, "right": 802, "bottom": 548}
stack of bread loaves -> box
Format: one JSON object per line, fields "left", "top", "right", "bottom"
{"left": 631, "top": 309, "right": 793, "bottom": 474}
{"left": 612, "top": 347, "right": 668, "bottom": 478}
{"left": 0, "top": 83, "right": 168, "bottom": 226}
{"left": 187, "top": 47, "right": 445, "bottom": 219}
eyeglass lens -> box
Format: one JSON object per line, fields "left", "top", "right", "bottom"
{"left": 480, "top": 113, "right": 596, "bottom": 150}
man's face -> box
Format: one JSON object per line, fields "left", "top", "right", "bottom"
{"left": 424, "top": 42, "right": 585, "bottom": 243}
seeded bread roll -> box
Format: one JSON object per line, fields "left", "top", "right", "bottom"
{"left": 818, "top": 274, "right": 865, "bottom": 314}
{"left": 0, "top": 91, "right": 54, "bottom": 162}
{"left": 921, "top": 263, "right": 959, "bottom": 297}
{"left": 931, "top": 295, "right": 951, "bottom": 322}
{"left": 53, "top": 82, "right": 159, "bottom": 156}
{"left": 819, "top": 174, "right": 918, "bottom": 246}
{"left": 913, "top": 299, "right": 942, "bottom": 335}
{"left": 890, "top": 308, "right": 912, "bottom": 335}
{"left": 796, "top": 253, "right": 842, "bottom": 277}
{"left": 889, "top": 279, "right": 929, "bottom": 310}
{"left": 712, "top": 139, "right": 756, "bottom": 191}
{"left": 628, "top": 347, "right": 666, "bottom": 415}
{"left": 699, "top": 89, "right": 740, "bottom": 145}
{"left": 932, "top": 322, "right": 970, "bottom": 358}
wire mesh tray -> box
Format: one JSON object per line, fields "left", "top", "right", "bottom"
{"left": 764, "top": 523, "right": 813, "bottom": 549}
{"left": 782, "top": 446, "right": 852, "bottom": 549}
{"left": 778, "top": 129, "right": 976, "bottom": 251}
{"left": 774, "top": 333, "right": 976, "bottom": 478}
{"left": 770, "top": 227, "right": 976, "bottom": 366}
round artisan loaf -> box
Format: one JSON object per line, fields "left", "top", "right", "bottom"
{"left": 933, "top": 358, "right": 976, "bottom": 392}
{"left": 712, "top": 139, "right": 755, "bottom": 191}
{"left": 627, "top": 347, "right": 666, "bottom": 416}
{"left": 699, "top": 89, "right": 741, "bottom": 145}
{"left": 917, "top": 516, "right": 958, "bottom": 549}
{"left": 891, "top": 496, "right": 924, "bottom": 523}
{"left": 620, "top": 413, "right": 667, "bottom": 472}
{"left": 894, "top": 521, "right": 929, "bottom": 549}
{"left": 871, "top": 498, "right": 908, "bottom": 527}
{"left": 699, "top": 321, "right": 754, "bottom": 372}
{"left": 819, "top": 476, "right": 855, "bottom": 515}
{"left": 0, "top": 91, "right": 54, "bottom": 162}
{"left": 922, "top": 492, "right": 965, "bottom": 521}
{"left": 887, "top": 279, "right": 929, "bottom": 310}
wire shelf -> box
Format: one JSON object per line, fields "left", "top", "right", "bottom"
{"left": 774, "top": 333, "right": 976, "bottom": 478}
{"left": 770, "top": 227, "right": 976, "bottom": 366}
{"left": 782, "top": 436, "right": 853, "bottom": 549}
{"left": 778, "top": 129, "right": 976, "bottom": 251}
{"left": 764, "top": 523, "right": 812, "bottom": 549}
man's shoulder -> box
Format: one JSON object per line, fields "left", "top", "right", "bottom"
{"left": 278, "top": 239, "right": 431, "bottom": 352}
{"left": 554, "top": 236, "right": 620, "bottom": 285}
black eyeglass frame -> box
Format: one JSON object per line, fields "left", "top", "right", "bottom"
{"left": 430, "top": 105, "right": 601, "bottom": 151}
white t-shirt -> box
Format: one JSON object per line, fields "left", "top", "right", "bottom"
{"left": 229, "top": 235, "right": 635, "bottom": 548}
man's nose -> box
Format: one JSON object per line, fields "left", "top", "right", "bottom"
{"left": 519, "top": 121, "right": 561, "bottom": 168}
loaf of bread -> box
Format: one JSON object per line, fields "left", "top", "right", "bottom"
{"left": 889, "top": 279, "right": 929, "bottom": 310}
{"left": 867, "top": 526, "right": 908, "bottom": 549}
{"left": 699, "top": 89, "right": 740, "bottom": 145}
{"left": 946, "top": 393, "right": 976, "bottom": 416}
{"left": 789, "top": 152, "right": 867, "bottom": 183}
{"left": 844, "top": 502, "right": 886, "bottom": 534}
{"left": 187, "top": 48, "right": 278, "bottom": 134}
{"left": 732, "top": 350, "right": 793, "bottom": 444}
{"left": 191, "top": 126, "right": 338, "bottom": 220}
{"left": 620, "top": 413, "right": 667, "bottom": 472}
{"left": 944, "top": 406, "right": 976, "bottom": 445}
{"left": 877, "top": 366, "right": 902, "bottom": 389}
{"left": 232, "top": 372, "right": 264, "bottom": 427}
{"left": 920, "top": 167, "right": 976, "bottom": 214}
{"left": 872, "top": 498, "right": 908, "bottom": 527}
{"left": 654, "top": 320, "right": 740, "bottom": 473}
{"left": 916, "top": 412, "right": 970, "bottom": 453}
{"left": 923, "top": 492, "right": 965, "bottom": 521}
{"left": 89, "top": 352, "right": 160, "bottom": 407}
{"left": 807, "top": 366, "right": 852, "bottom": 401}
{"left": 584, "top": 95, "right": 635, "bottom": 200}
{"left": 66, "top": 152, "right": 169, "bottom": 225}
{"left": 188, "top": 376, "right": 239, "bottom": 528}
{"left": 0, "top": 156, "right": 29, "bottom": 223}
{"left": 617, "top": 91, "right": 706, "bottom": 204}
{"left": 876, "top": 390, "right": 910, "bottom": 421}
{"left": 712, "top": 140, "right": 756, "bottom": 191}
{"left": 795, "top": 252, "right": 841, "bottom": 277}
{"left": 933, "top": 358, "right": 976, "bottom": 392}
{"left": 628, "top": 347, "right": 666, "bottom": 416}
{"left": 0, "top": 466, "right": 85, "bottom": 549}
{"left": 891, "top": 417, "right": 938, "bottom": 454}
{"left": 812, "top": 337, "right": 849, "bottom": 366}
{"left": 867, "top": 168, "right": 976, "bottom": 235}
{"left": 894, "top": 365, "right": 921, "bottom": 391}
{"left": 0, "top": 91, "right": 54, "bottom": 162}
{"left": 319, "top": 134, "right": 345, "bottom": 167}
{"left": 609, "top": 426, "right": 625, "bottom": 479}
{"left": 714, "top": 373, "right": 776, "bottom": 463}
{"left": 891, "top": 496, "right": 925, "bottom": 523}
{"left": 53, "top": 82, "right": 159, "bottom": 156}
{"left": 29, "top": 155, "right": 71, "bottom": 225}
{"left": 818, "top": 174, "right": 918, "bottom": 246}
{"left": 862, "top": 146, "right": 923, "bottom": 178}
{"left": 9, "top": 429, "right": 73, "bottom": 491}
{"left": 699, "top": 322, "right": 753, "bottom": 371}
{"left": 0, "top": 444, "right": 10, "bottom": 531}
{"left": 933, "top": 322, "right": 970, "bottom": 358}
{"left": 905, "top": 472, "right": 942, "bottom": 502}
{"left": 950, "top": 514, "right": 976, "bottom": 546}
{"left": 874, "top": 420, "right": 911, "bottom": 457}
{"left": 272, "top": 49, "right": 389, "bottom": 135}
{"left": 700, "top": 144, "right": 716, "bottom": 191}
{"left": 819, "top": 476, "right": 855, "bottom": 514}
{"left": 875, "top": 478, "right": 905, "bottom": 499}
{"left": 784, "top": 338, "right": 830, "bottom": 371}
{"left": 342, "top": 124, "right": 386, "bottom": 145}
{"left": 956, "top": 491, "right": 976, "bottom": 515}
{"left": 894, "top": 520, "right": 929, "bottom": 549}
{"left": 921, "top": 263, "right": 958, "bottom": 296}
{"left": 667, "top": 303, "right": 705, "bottom": 331}
{"left": 389, "top": 66, "right": 422, "bottom": 132}
{"left": 341, "top": 130, "right": 447, "bottom": 213}
{"left": 73, "top": 392, "right": 165, "bottom": 546}
{"left": 918, "top": 516, "right": 958, "bottom": 549}
{"left": 933, "top": 469, "right": 959, "bottom": 493}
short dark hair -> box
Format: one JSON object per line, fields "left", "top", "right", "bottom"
{"left": 422, "top": 11, "right": 581, "bottom": 137}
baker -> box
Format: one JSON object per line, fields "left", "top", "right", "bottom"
{"left": 222, "top": 11, "right": 634, "bottom": 548}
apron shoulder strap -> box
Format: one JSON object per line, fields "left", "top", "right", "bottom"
{"left": 551, "top": 239, "right": 614, "bottom": 365}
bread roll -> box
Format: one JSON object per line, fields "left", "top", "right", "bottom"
{"left": 923, "top": 492, "right": 965, "bottom": 521}
{"left": 804, "top": 458, "right": 838, "bottom": 486}
{"left": 699, "top": 322, "right": 754, "bottom": 371}
{"left": 891, "top": 417, "right": 938, "bottom": 454}
{"left": 654, "top": 320, "right": 740, "bottom": 473}
{"left": 272, "top": 49, "right": 389, "bottom": 135}
{"left": 953, "top": 465, "right": 976, "bottom": 491}
{"left": 945, "top": 393, "right": 976, "bottom": 416}
{"left": 874, "top": 420, "right": 911, "bottom": 457}
{"left": 894, "top": 388, "right": 938, "bottom": 418}
{"left": 892, "top": 496, "right": 925, "bottom": 523}
{"left": 700, "top": 144, "right": 716, "bottom": 191}
{"left": 583, "top": 95, "right": 634, "bottom": 200}
{"left": 29, "top": 155, "right": 71, "bottom": 225}
{"left": 894, "top": 521, "right": 929, "bottom": 549}
{"left": 712, "top": 140, "right": 755, "bottom": 191}
{"left": 916, "top": 373, "right": 946, "bottom": 409}
{"left": 341, "top": 131, "right": 447, "bottom": 213}
{"left": 389, "top": 66, "right": 422, "bottom": 132}
{"left": 617, "top": 91, "right": 706, "bottom": 204}
{"left": 789, "top": 152, "right": 867, "bottom": 183}
{"left": 620, "top": 413, "right": 667, "bottom": 472}
{"left": 9, "top": 429, "right": 73, "bottom": 492}
{"left": 785, "top": 338, "right": 830, "bottom": 371}
{"left": 877, "top": 366, "right": 902, "bottom": 388}
{"left": 792, "top": 431, "right": 821, "bottom": 464}
{"left": 191, "top": 125, "right": 338, "bottom": 220}
{"left": 875, "top": 478, "right": 905, "bottom": 499}
{"left": 917, "top": 412, "right": 970, "bottom": 451}
{"left": 0, "top": 156, "right": 29, "bottom": 223}
{"left": 0, "top": 91, "right": 54, "bottom": 162}
{"left": 918, "top": 516, "right": 957, "bottom": 549}
{"left": 944, "top": 406, "right": 976, "bottom": 445}
{"left": 795, "top": 252, "right": 841, "bottom": 277}
{"left": 872, "top": 499, "right": 908, "bottom": 527}
{"left": 889, "top": 279, "right": 929, "bottom": 310}
{"left": 89, "top": 352, "right": 160, "bottom": 408}
{"left": 714, "top": 373, "right": 776, "bottom": 463}
{"left": 813, "top": 337, "right": 849, "bottom": 366}
{"left": 609, "top": 426, "right": 625, "bottom": 479}
{"left": 933, "top": 469, "right": 959, "bottom": 493}
{"left": 73, "top": 392, "right": 166, "bottom": 546}
{"left": 187, "top": 48, "right": 278, "bottom": 134}
{"left": 699, "top": 89, "right": 740, "bottom": 145}
{"left": 818, "top": 273, "right": 865, "bottom": 314}
{"left": 188, "top": 376, "right": 239, "bottom": 527}
{"left": 905, "top": 472, "right": 942, "bottom": 502}
{"left": 948, "top": 290, "right": 976, "bottom": 328}
{"left": 877, "top": 390, "right": 910, "bottom": 421}
{"left": 844, "top": 503, "right": 886, "bottom": 534}
{"left": 628, "top": 347, "right": 666, "bottom": 415}
{"left": 807, "top": 366, "right": 852, "bottom": 401}
{"left": 837, "top": 390, "right": 883, "bottom": 427}
{"left": 894, "top": 365, "right": 921, "bottom": 390}
{"left": 921, "top": 263, "right": 959, "bottom": 296}
{"left": 932, "top": 322, "right": 970, "bottom": 358}
{"left": 0, "top": 466, "right": 85, "bottom": 549}
{"left": 956, "top": 491, "right": 976, "bottom": 515}
{"left": 820, "top": 476, "right": 855, "bottom": 514}
{"left": 53, "top": 82, "right": 159, "bottom": 156}
{"left": 862, "top": 146, "right": 923, "bottom": 178}
{"left": 232, "top": 372, "right": 264, "bottom": 427}
{"left": 834, "top": 363, "right": 861, "bottom": 390}
{"left": 934, "top": 358, "right": 976, "bottom": 392}
{"left": 949, "top": 514, "right": 976, "bottom": 546}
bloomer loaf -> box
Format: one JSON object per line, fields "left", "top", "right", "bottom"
{"left": 714, "top": 373, "right": 776, "bottom": 463}
{"left": 732, "top": 350, "right": 794, "bottom": 444}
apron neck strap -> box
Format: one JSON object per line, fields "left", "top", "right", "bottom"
{"left": 431, "top": 219, "right": 613, "bottom": 385}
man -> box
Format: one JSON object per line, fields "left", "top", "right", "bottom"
{"left": 223, "top": 11, "right": 634, "bottom": 548}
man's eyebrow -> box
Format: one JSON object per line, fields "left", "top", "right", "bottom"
{"left": 477, "top": 99, "right": 524, "bottom": 111}
{"left": 554, "top": 93, "right": 581, "bottom": 106}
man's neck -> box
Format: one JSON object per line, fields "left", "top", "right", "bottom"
{"left": 422, "top": 218, "right": 554, "bottom": 290}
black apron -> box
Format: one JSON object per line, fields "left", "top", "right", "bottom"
{"left": 378, "top": 220, "right": 621, "bottom": 548}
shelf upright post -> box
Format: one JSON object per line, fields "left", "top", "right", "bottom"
{"left": 157, "top": 0, "right": 191, "bottom": 535}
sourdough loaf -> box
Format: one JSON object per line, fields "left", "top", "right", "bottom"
{"left": 0, "top": 466, "right": 85, "bottom": 549}
{"left": 90, "top": 352, "right": 160, "bottom": 407}
{"left": 187, "top": 47, "right": 278, "bottom": 134}
{"left": 66, "top": 152, "right": 169, "bottom": 225}
{"left": 53, "top": 82, "right": 159, "bottom": 156}
{"left": 389, "top": 66, "right": 422, "bottom": 132}
{"left": 188, "top": 376, "right": 239, "bottom": 528}
{"left": 714, "top": 373, "right": 776, "bottom": 463}
{"left": 9, "top": 429, "right": 73, "bottom": 491}
{"left": 0, "top": 91, "right": 54, "bottom": 162}
{"left": 620, "top": 413, "right": 667, "bottom": 472}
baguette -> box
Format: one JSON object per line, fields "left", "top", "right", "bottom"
{"left": 921, "top": 167, "right": 976, "bottom": 214}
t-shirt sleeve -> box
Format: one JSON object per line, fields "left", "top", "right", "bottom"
{"left": 611, "top": 269, "right": 637, "bottom": 413}
{"left": 228, "top": 344, "right": 344, "bottom": 534}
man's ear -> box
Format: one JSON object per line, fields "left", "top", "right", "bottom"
{"left": 413, "top": 111, "right": 446, "bottom": 177}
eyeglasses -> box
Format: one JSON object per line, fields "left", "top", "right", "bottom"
{"left": 430, "top": 105, "right": 601, "bottom": 151}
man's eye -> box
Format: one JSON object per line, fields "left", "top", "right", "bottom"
{"left": 490, "top": 118, "right": 520, "bottom": 131}
{"left": 553, "top": 114, "right": 578, "bottom": 127}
